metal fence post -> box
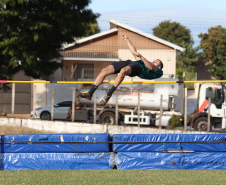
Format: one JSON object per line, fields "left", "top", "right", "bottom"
{"left": 72, "top": 88, "right": 75, "bottom": 122}
{"left": 33, "top": 85, "right": 36, "bottom": 119}
{"left": 81, "top": 68, "right": 84, "bottom": 80}
{"left": 159, "top": 94, "right": 163, "bottom": 130}
{"left": 138, "top": 92, "right": 140, "bottom": 127}
{"left": 108, "top": 75, "right": 111, "bottom": 90}
{"left": 51, "top": 87, "right": 54, "bottom": 121}
{"left": 11, "top": 83, "right": 15, "bottom": 118}
{"left": 208, "top": 97, "right": 211, "bottom": 132}
{"left": 94, "top": 91, "right": 96, "bottom": 124}
{"left": 115, "top": 91, "right": 118, "bottom": 125}
{"left": 184, "top": 88, "right": 187, "bottom": 131}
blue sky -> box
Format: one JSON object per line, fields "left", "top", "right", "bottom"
{"left": 88, "top": 0, "right": 226, "bottom": 47}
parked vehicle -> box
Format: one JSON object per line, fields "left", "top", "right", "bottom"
{"left": 78, "top": 83, "right": 226, "bottom": 131}
{"left": 68, "top": 82, "right": 182, "bottom": 126}
{"left": 188, "top": 84, "right": 226, "bottom": 131}
{"left": 31, "top": 100, "right": 72, "bottom": 120}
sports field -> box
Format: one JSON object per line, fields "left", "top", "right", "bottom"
{"left": 1, "top": 125, "right": 226, "bottom": 185}
{"left": 1, "top": 169, "right": 226, "bottom": 184}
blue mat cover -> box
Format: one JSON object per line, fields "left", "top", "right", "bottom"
{"left": 113, "top": 134, "right": 226, "bottom": 152}
{"left": 4, "top": 152, "right": 113, "bottom": 170}
{"left": 117, "top": 152, "right": 226, "bottom": 170}
{"left": 0, "top": 133, "right": 109, "bottom": 153}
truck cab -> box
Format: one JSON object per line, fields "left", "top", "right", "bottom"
{"left": 189, "top": 84, "right": 226, "bottom": 131}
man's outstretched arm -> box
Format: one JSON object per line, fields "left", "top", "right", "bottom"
{"left": 122, "top": 34, "right": 141, "bottom": 60}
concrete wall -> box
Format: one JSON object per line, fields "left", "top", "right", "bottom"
{"left": 33, "top": 82, "right": 47, "bottom": 108}
{"left": 0, "top": 71, "right": 31, "bottom": 114}
{"left": 0, "top": 118, "right": 215, "bottom": 134}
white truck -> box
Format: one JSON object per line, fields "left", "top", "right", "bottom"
{"left": 77, "top": 82, "right": 226, "bottom": 131}
{"left": 76, "top": 80, "right": 182, "bottom": 127}
{"left": 188, "top": 83, "right": 226, "bottom": 131}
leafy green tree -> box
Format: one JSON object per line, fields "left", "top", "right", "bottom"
{"left": 199, "top": 26, "right": 226, "bottom": 79}
{"left": 153, "top": 20, "right": 200, "bottom": 76}
{"left": 83, "top": 22, "right": 101, "bottom": 37}
{"left": 152, "top": 20, "right": 192, "bottom": 47}
{"left": 0, "top": 53, "right": 19, "bottom": 91}
{"left": 176, "top": 39, "right": 200, "bottom": 71}
{"left": 0, "top": 0, "right": 99, "bottom": 91}
{"left": 73, "top": 22, "right": 101, "bottom": 41}
{"left": 168, "top": 115, "right": 181, "bottom": 129}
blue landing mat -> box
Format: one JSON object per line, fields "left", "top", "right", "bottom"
{"left": 3, "top": 152, "right": 113, "bottom": 170}
{"left": 113, "top": 134, "right": 226, "bottom": 152}
{"left": 117, "top": 152, "right": 226, "bottom": 170}
{"left": 0, "top": 133, "right": 109, "bottom": 153}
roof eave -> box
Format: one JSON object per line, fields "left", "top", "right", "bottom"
{"left": 62, "top": 28, "right": 118, "bottom": 50}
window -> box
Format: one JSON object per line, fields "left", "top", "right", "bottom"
{"left": 206, "top": 88, "right": 221, "bottom": 101}
{"left": 74, "top": 64, "right": 94, "bottom": 80}
{"left": 57, "top": 101, "right": 72, "bottom": 107}
{"left": 206, "top": 88, "right": 223, "bottom": 108}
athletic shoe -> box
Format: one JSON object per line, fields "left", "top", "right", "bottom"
{"left": 77, "top": 91, "right": 92, "bottom": 100}
{"left": 99, "top": 95, "right": 111, "bottom": 106}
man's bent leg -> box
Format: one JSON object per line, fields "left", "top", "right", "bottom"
{"left": 99, "top": 66, "right": 132, "bottom": 106}
{"left": 113, "top": 66, "right": 132, "bottom": 88}
{"left": 78, "top": 65, "right": 115, "bottom": 100}
{"left": 93, "top": 65, "right": 115, "bottom": 86}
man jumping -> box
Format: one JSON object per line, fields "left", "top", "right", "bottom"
{"left": 78, "top": 34, "right": 163, "bottom": 106}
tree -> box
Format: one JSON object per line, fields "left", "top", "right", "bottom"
{"left": 153, "top": 20, "right": 200, "bottom": 77}
{"left": 152, "top": 20, "right": 192, "bottom": 47}
{"left": 176, "top": 39, "right": 200, "bottom": 71}
{"left": 72, "top": 22, "right": 101, "bottom": 41}
{"left": 199, "top": 26, "right": 226, "bottom": 79}
{"left": 83, "top": 22, "right": 101, "bottom": 37}
{"left": 0, "top": 0, "right": 99, "bottom": 91}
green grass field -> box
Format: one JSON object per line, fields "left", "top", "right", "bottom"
{"left": 1, "top": 169, "right": 226, "bottom": 184}
{"left": 1, "top": 125, "right": 226, "bottom": 185}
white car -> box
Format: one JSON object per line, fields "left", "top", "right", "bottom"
{"left": 31, "top": 100, "right": 72, "bottom": 120}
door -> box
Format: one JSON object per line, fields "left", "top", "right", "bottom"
{"left": 54, "top": 101, "right": 72, "bottom": 119}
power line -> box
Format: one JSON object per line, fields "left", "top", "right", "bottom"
{"left": 101, "top": 12, "right": 226, "bottom": 22}
{"left": 98, "top": 19, "right": 214, "bottom": 29}
{"left": 98, "top": 15, "right": 226, "bottom": 24}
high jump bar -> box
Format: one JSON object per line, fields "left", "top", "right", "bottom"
{"left": 0, "top": 80, "right": 226, "bottom": 84}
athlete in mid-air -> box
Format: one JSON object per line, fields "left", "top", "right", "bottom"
{"left": 78, "top": 33, "right": 163, "bottom": 106}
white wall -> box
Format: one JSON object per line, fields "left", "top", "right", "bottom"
{"left": 49, "top": 59, "right": 62, "bottom": 81}
{"left": 0, "top": 118, "right": 215, "bottom": 134}
{"left": 34, "top": 82, "right": 47, "bottom": 108}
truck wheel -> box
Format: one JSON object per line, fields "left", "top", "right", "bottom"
{"left": 100, "top": 112, "right": 115, "bottom": 125}
{"left": 194, "top": 117, "right": 212, "bottom": 131}
{"left": 40, "top": 111, "right": 51, "bottom": 120}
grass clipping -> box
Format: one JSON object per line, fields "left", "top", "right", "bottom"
{"left": 168, "top": 115, "right": 181, "bottom": 129}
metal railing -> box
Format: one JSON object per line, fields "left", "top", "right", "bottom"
{"left": 59, "top": 51, "right": 118, "bottom": 59}
{"left": 1, "top": 80, "right": 226, "bottom": 84}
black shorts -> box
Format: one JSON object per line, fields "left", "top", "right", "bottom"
{"left": 111, "top": 60, "right": 142, "bottom": 77}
